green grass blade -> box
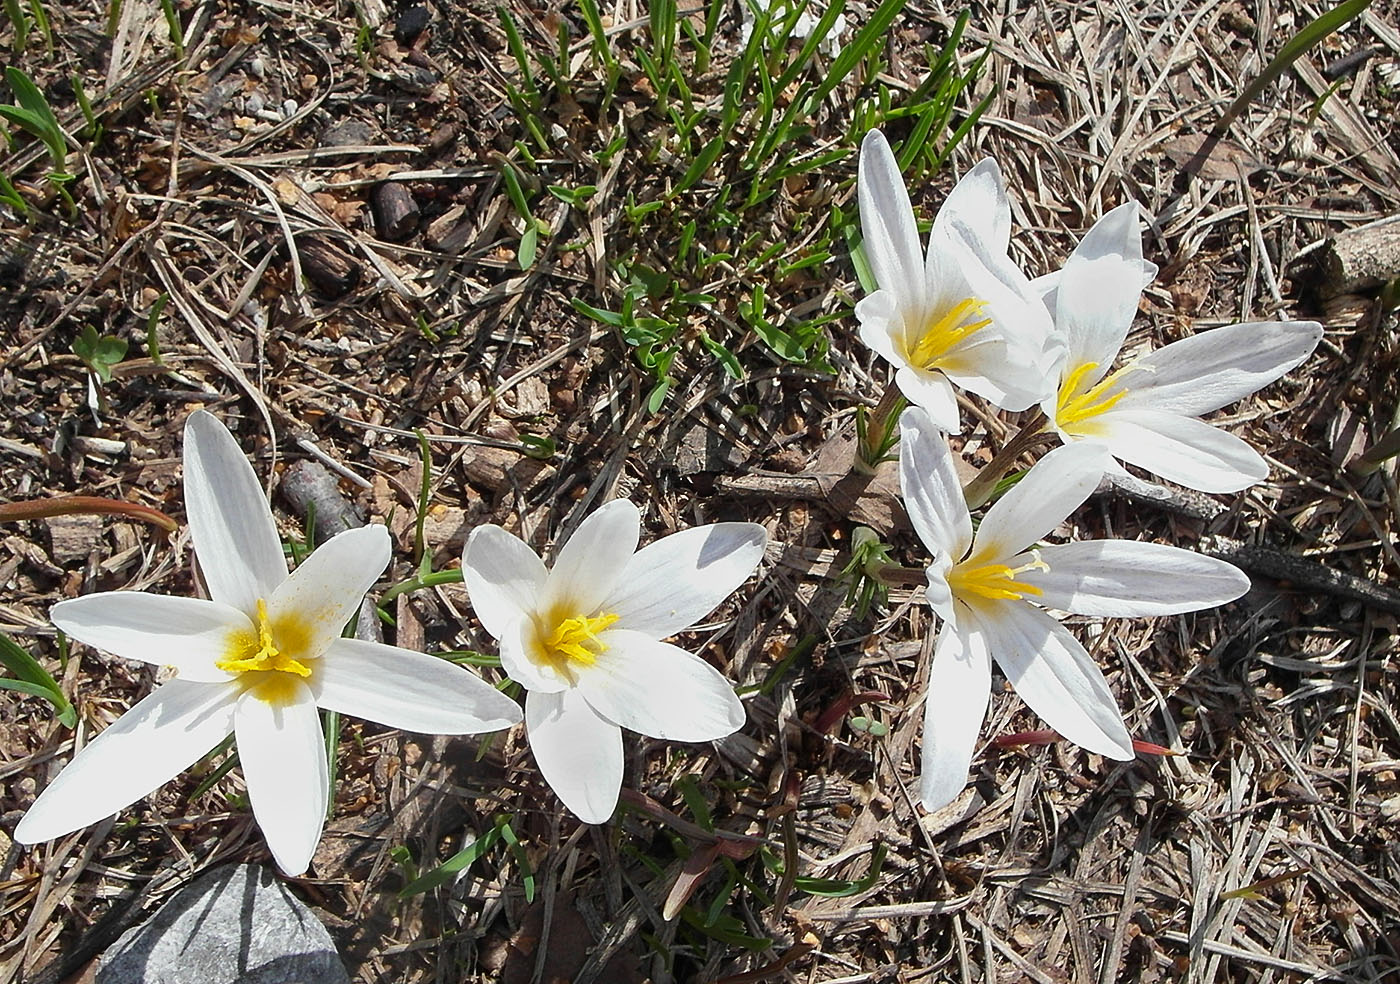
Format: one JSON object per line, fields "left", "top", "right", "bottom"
{"left": 0, "top": 632, "right": 75, "bottom": 727}
{"left": 496, "top": 7, "right": 538, "bottom": 98}
{"left": 399, "top": 822, "right": 504, "bottom": 897}
{"left": 2, "top": 0, "right": 28, "bottom": 52}
{"left": 671, "top": 134, "right": 724, "bottom": 197}
{"left": 4, "top": 67, "right": 65, "bottom": 167}
{"left": 773, "top": 0, "right": 846, "bottom": 92}
{"left": 806, "top": 0, "right": 906, "bottom": 109}
{"left": 1214, "top": 0, "right": 1372, "bottom": 135}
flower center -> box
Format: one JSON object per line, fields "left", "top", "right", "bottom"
{"left": 1054, "top": 361, "right": 1143, "bottom": 434}
{"left": 903, "top": 297, "right": 991, "bottom": 371}
{"left": 948, "top": 554, "right": 1048, "bottom": 603}
{"left": 543, "top": 612, "right": 620, "bottom": 669}
{"left": 218, "top": 600, "right": 313, "bottom": 702}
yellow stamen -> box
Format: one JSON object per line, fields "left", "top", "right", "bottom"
{"left": 544, "top": 612, "right": 620, "bottom": 668}
{"left": 905, "top": 297, "right": 992, "bottom": 370}
{"left": 1055, "top": 361, "right": 1147, "bottom": 433}
{"left": 217, "top": 599, "right": 312, "bottom": 678}
{"left": 948, "top": 554, "right": 1048, "bottom": 603}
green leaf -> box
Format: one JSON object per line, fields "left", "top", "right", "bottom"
{"left": 697, "top": 331, "right": 743, "bottom": 380}
{"left": 1214, "top": 0, "right": 1372, "bottom": 135}
{"left": 671, "top": 134, "right": 724, "bottom": 197}
{"left": 0, "top": 632, "right": 75, "bottom": 728}
{"left": 570, "top": 297, "right": 625, "bottom": 328}
{"left": 4, "top": 67, "right": 66, "bottom": 167}
{"left": 399, "top": 823, "right": 504, "bottom": 897}
{"left": 760, "top": 842, "right": 888, "bottom": 898}
{"left": 518, "top": 221, "right": 538, "bottom": 269}
{"left": 497, "top": 819, "right": 535, "bottom": 902}
{"left": 72, "top": 324, "right": 127, "bottom": 382}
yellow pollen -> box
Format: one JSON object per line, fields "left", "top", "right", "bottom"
{"left": 545, "top": 612, "right": 620, "bottom": 668}
{"left": 948, "top": 554, "right": 1048, "bottom": 603}
{"left": 217, "top": 599, "right": 312, "bottom": 678}
{"left": 905, "top": 297, "right": 992, "bottom": 370}
{"left": 1055, "top": 361, "right": 1145, "bottom": 432}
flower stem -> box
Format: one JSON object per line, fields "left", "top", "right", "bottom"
{"left": 961, "top": 411, "right": 1053, "bottom": 510}
{"left": 853, "top": 383, "right": 907, "bottom": 475}
{"left": 379, "top": 567, "right": 464, "bottom": 608}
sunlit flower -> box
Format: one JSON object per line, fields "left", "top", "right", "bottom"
{"left": 461, "top": 500, "right": 766, "bottom": 823}
{"left": 1038, "top": 202, "right": 1323, "bottom": 493}
{"left": 16, "top": 411, "right": 521, "bottom": 875}
{"left": 856, "top": 129, "right": 1055, "bottom": 431}
{"left": 899, "top": 407, "right": 1249, "bottom": 811}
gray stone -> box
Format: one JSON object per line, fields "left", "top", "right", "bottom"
{"left": 97, "top": 864, "right": 349, "bottom": 984}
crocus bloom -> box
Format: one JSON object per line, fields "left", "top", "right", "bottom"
{"left": 1038, "top": 201, "right": 1323, "bottom": 493}
{"left": 856, "top": 129, "right": 1054, "bottom": 431}
{"left": 16, "top": 411, "right": 522, "bottom": 875}
{"left": 899, "top": 407, "right": 1249, "bottom": 811}
{"left": 461, "top": 500, "right": 766, "bottom": 823}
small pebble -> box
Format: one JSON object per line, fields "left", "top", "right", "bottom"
{"left": 244, "top": 92, "right": 264, "bottom": 114}
{"left": 282, "top": 98, "right": 298, "bottom": 118}
{"left": 249, "top": 56, "right": 266, "bottom": 79}
{"left": 393, "top": 5, "right": 431, "bottom": 44}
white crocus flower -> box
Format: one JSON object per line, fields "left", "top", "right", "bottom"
{"left": 16, "top": 411, "right": 521, "bottom": 876}
{"left": 461, "top": 500, "right": 766, "bottom": 824}
{"left": 1038, "top": 201, "right": 1323, "bottom": 493}
{"left": 899, "top": 407, "right": 1249, "bottom": 811}
{"left": 856, "top": 129, "right": 1055, "bottom": 431}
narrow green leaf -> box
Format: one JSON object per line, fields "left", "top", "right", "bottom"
{"left": 1215, "top": 0, "right": 1372, "bottom": 135}
{"left": 671, "top": 134, "right": 724, "bottom": 197}
{"left": 399, "top": 824, "right": 503, "bottom": 897}
{"left": 0, "top": 632, "right": 74, "bottom": 727}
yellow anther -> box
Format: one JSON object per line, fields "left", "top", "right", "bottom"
{"left": 217, "top": 599, "right": 312, "bottom": 678}
{"left": 905, "top": 297, "right": 992, "bottom": 371}
{"left": 948, "top": 553, "right": 1048, "bottom": 603}
{"left": 1055, "top": 360, "right": 1148, "bottom": 432}
{"left": 545, "top": 612, "right": 620, "bottom": 667}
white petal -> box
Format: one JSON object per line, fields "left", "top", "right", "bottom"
{"left": 526, "top": 688, "right": 623, "bottom": 824}
{"left": 315, "top": 638, "right": 522, "bottom": 733}
{"left": 604, "top": 524, "right": 766, "bottom": 638}
{"left": 929, "top": 227, "right": 1056, "bottom": 412}
{"left": 1055, "top": 202, "right": 1154, "bottom": 378}
{"left": 894, "top": 365, "right": 961, "bottom": 429}
{"left": 973, "top": 441, "right": 1111, "bottom": 559}
{"left": 235, "top": 682, "right": 327, "bottom": 876}
{"left": 919, "top": 620, "right": 992, "bottom": 811}
{"left": 1022, "top": 540, "right": 1249, "bottom": 616}
{"left": 1092, "top": 409, "right": 1268, "bottom": 493}
{"left": 854, "top": 291, "right": 907, "bottom": 368}
{"left": 50, "top": 593, "right": 245, "bottom": 683}
{"left": 461, "top": 524, "right": 549, "bottom": 641}
{"left": 898, "top": 406, "right": 973, "bottom": 560}
{"left": 979, "top": 603, "right": 1132, "bottom": 759}
{"left": 538, "top": 499, "right": 640, "bottom": 618}
{"left": 1029, "top": 270, "right": 1059, "bottom": 307}
{"left": 923, "top": 554, "right": 958, "bottom": 628}
{"left": 15, "top": 679, "right": 238, "bottom": 844}
{"left": 858, "top": 129, "right": 925, "bottom": 309}
{"left": 931, "top": 158, "right": 1011, "bottom": 252}
{"left": 499, "top": 617, "right": 570, "bottom": 694}
{"left": 183, "top": 410, "right": 286, "bottom": 617}
{"left": 1117, "top": 320, "right": 1323, "bottom": 416}
{"left": 941, "top": 330, "right": 1052, "bottom": 413}
{"left": 267, "top": 525, "right": 390, "bottom": 662}
{"left": 575, "top": 629, "right": 744, "bottom": 740}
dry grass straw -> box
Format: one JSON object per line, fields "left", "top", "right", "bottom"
{"left": 1, "top": 0, "right": 1400, "bottom": 981}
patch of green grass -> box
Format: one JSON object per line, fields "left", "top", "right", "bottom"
{"left": 494, "top": 2, "right": 991, "bottom": 408}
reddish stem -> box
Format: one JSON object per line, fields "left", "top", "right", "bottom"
{"left": 0, "top": 495, "right": 178, "bottom": 534}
